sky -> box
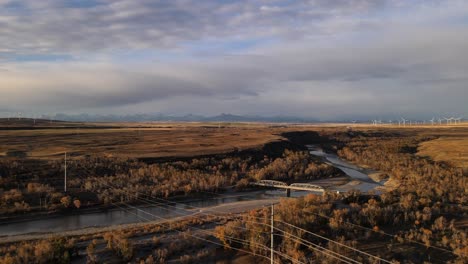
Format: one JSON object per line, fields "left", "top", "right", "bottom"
{"left": 0, "top": 0, "right": 467, "bottom": 120}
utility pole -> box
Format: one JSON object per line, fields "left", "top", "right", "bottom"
{"left": 64, "top": 152, "right": 67, "bottom": 193}
{"left": 271, "top": 204, "right": 274, "bottom": 264}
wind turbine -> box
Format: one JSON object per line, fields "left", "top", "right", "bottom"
{"left": 401, "top": 117, "right": 407, "bottom": 126}
{"left": 438, "top": 118, "right": 442, "bottom": 125}
{"left": 443, "top": 117, "right": 451, "bottom": 125}
{"left": 429, "top": 117, "right": 435, "bottom": 125}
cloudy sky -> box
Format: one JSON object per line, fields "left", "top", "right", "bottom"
{"left": 0, "top": 0, "right": 467, "bottom": 120}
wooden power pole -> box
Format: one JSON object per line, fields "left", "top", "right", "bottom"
{"left": 271, "top": 204, "right": 274, "bottom": 264}
{"left": 64, "top": 152, "right": 67, "bottom": 193}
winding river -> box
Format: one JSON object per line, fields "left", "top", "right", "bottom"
{"left": 0, "top": 145, "right": 384, "bottom": 237}
{"left": 306, "top": 145, "right": 385, "bottom": 193}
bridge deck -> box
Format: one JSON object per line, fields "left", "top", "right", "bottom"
{"left": 251, "top": 182, "right": 325, "bottom": 192}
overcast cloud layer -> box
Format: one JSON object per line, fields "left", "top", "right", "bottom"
{"left": 0, "top": 0, "right": 467, "bottom": 120}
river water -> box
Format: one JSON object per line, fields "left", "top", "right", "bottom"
{"left": 0, "top": 145, "right": 383, "bottom": 237}
{"left": 0, "top": 191, "right": 287, "bottom": 236}
{"left": 306, "top": 145, "right": 384, "bottom": 193}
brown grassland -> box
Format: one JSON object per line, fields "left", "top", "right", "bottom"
{"left": 0, "top": 121, "right": 284, "bottom": 159}
{"left": 2, "top": 119, "right": 467, "bottom": 164}
{"left": 418, "top": 136, "right": 468, "bottom": 168}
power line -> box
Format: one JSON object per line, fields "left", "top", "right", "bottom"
{"left": 146, "top": 194, "right": 359, "bottom": 263}
{"left": 207, "top": 193, "right": 455, "bottom": 255}
{"left": 182, "top": 195, "right": 392, "bottom": 263}
{"left": 90, "top": 178, "right": 364, "bottom": 264}
{"left": 97, "top": 183, "right": 306, "bottom": 263}
{"left": 295, "top": 211, "right": 454, "bottom": 254}
{"left": 76, "top": 169, "right": 275, "bottom": 234}
{"left": 278, "top": 220, "right": 393, "bottom": 263}
{"left": 76, "top": 174, "right": 302, "bottom": 263}
{"left": 274, "top": 228, "right": 359, "bottom": 264}
{"left": 78, "top": 175, "right": 275, "bottom": 263}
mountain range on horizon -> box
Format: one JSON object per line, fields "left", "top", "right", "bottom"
{"left": 50, "top": 113, "right": 321, "bottom": 123}
{"left": 2, "top": 113, "right": 463, "bottom": 124}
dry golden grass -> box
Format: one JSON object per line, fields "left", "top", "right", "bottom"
{"left": 418, "top": 136, "right": 468, "bottom": 168}
{"left": 1, "top": 120, "right": 467, "bottom": 165}
{"left": 0, "top": 124, "right": 289, "bottom": 159}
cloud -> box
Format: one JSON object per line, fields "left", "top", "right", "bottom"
{"left": 0, "top": 0, "right": 409, "bottom": 54}
{"left": 2, "top": 21, "right": 467, "bottom": 118}
{"left": 0, "top": 0, "right": 467, "bottom": 119}
{"left": 0, "top": 61, "right": 263, "bottom": 110}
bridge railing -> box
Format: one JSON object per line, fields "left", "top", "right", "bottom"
{"left": 252, "top": 180, "right": 326, "bottom": 191}
{"left": 289, "top": 183, "right": 324, "bottom": 190}
{"left": 256, "top": 180, "right": 289, "bottom": 187}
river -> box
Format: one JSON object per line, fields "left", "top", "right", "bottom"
{"left": 306, "top": 145, "right": 385, "bottom": 193}
{"left": 0, "top": 145, "right": 384, "bottom": 237}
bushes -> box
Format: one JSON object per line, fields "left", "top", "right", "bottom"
{"left": 60, "top": 196, "right": 71, "bottom": 208}
{"left": 86, "top": 240, "right": 97, "bottom": 264}
{"left": 1, "top": 146, "right": 341, "bottom": 215}
{"left": 0, "top": 238, "right": 75, "bottom": 264}
{"left": 103, "top": 231, "right": 133, "bottom": 261}
{"left": 336, "top": 134, "right": 466, "bottom": 205}
{"left": 67, "top": 150, "right": 339, "bottom": 206}
{"left": 250, "top": 150, "right": 342, "bottom": 181}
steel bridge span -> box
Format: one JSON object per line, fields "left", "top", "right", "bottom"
{"left": 251, "top": 180, "right": 328, "bottom": 196}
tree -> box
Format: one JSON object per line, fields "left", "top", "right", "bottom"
{"left": 73, "top": 199, "right": 81, "bottom": 209}
{"left": 86, "top": 240, "right": 97, "bottom": 264}
{"left": 60, "top": 196, "right": 71, "bottom": 208}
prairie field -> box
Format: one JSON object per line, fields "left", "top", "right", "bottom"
{"left": 0, "top": 120, "right": 288, "bottom": 159}
{"left": 418, "top": 136, "right": 468, "bottom": 168}
{"left": 1, "top": 119, "right": 467, "bottom": 165}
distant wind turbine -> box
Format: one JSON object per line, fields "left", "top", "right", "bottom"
{"left": 401, "top": 117, "right": 407, "bottom": 126}
{"left": 443, "top": 117, "right": 452, "bottom": 125}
